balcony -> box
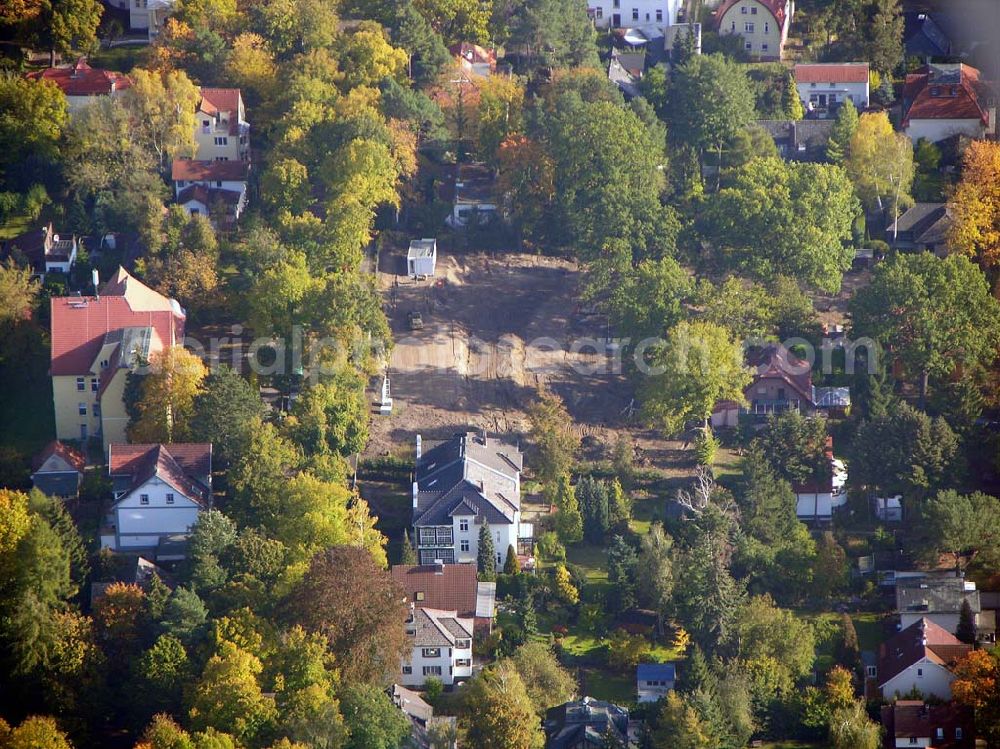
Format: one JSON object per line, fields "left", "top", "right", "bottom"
{"left": 745, "top": 399, "right": 802, "bottom": 416}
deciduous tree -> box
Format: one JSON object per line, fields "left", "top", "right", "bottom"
{"left": 527, "top": 389, "right": 579, "bottom": 489}
{"left": 640, "top": 320, "right": 752, "bottom": 434}
{"left": 128, "top": 345, "right": 208, "bottom": 443}
{"left": 188, "top": 641, "right": 276, "bottom": 742}
{"left": 462, "top": 661, "right": 545, "bottom": 749}
{"left": 846, "top": 112, "right": 913, "bottom": 223}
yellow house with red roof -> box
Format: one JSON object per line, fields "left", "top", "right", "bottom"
{"left": 50, "top": 267, "right": 186, "bottom": 448}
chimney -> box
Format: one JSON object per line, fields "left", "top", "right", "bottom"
{"left": 412, "top": 481, "right": 419, "bottom": 509}
{"left": 416, "top": 434, "right": 422, "bottom": 459}
{"left": 92, "top": 268, "right": 100, "bottom": 299}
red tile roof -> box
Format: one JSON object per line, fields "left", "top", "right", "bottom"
{"left": 716, "top": 0, "right": 788, "bottom": 31}
{"left": 108, "top": 443, "right": 212, "bottom": 504}
{"left": 878, "top": 617, "right": 971, "bottom": 686}
{"left": 450, "top": 42, "right": 496, "bottom": 67}
{"left": 32, "top": 440, "right": 86, "bottom": 473}
{"left": 903, "top": 64, "right": 992, "bottom": 126}
{"left": 198, "top": 88, "right": 243, "bottom": 135}
{"left": 794, "top": 63, "right": 869, "bottom": 84}
{"left": 177, "top": 184, "right": 242, "bottom": 207}
{"left": 881, "top": 701, "right": 973, "bottom": 749}
{"left": 391, "top": 564, "right": 479, "bottom": 619}
{"left": 747, "top": 344, "right": 814, "bottom": 403}
{"left": 171, "top": 159, "right": 250, "bottom": 182}
{"left": 50, "top": 267, "right": 185, "bottom": 376}
{"left": 27, "top": 58, "right": 131, "bottom": 97}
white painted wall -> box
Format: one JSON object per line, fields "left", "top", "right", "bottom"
{"left": 418, "top": 514, "right": 520, "bottom": 569}
{"left": 881, "top": 661, "right": 955, "bottom": 701}
{"left": 905, "top": 118, "right": 986, "bottom": 143}
{"left": 796, "top": 492, "right": 833, "bottom": 519}
{"left": 590, "top": 0, "right": 680, "bottom": 29}
{"left": 114, "top": 475, "right": 202, "bottom": 549}
{"left": 400, "top": 641, "right": 473, "bottom": 686}
{"left": 797, "top": 81, "right": 869, "bottom": 109}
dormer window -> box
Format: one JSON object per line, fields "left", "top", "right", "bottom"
{"left": 415, "top": 591, "right": 425, "bottom": 601}
{"left": 931, "top": 86, "right": 940, "bottom": 96}
{"left": 140, "top": 494, "right": 150, "bottom": 505}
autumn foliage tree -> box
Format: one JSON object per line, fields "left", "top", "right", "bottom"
{"left": 279, "top": 546, "right": 408, "bottom": 684}
{"left": 128, "top": 345, "right": 208, "bottom": 443}
{"left": 527, "top": 388, "right": 579, "bottom": 490}
{"left": 948, "top": 140, "right": 1000, "bottom": 290}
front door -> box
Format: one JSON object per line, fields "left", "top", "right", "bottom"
{"left": 612, "top": 12, "right": 621, "bottom": 26}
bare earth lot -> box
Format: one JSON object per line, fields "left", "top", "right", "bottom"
{"left": 365, "top": 249, "right": 695, "bottom": 506}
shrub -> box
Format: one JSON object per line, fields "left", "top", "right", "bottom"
{"left": 694, "top": 429, "right": 719, "bottom": 466}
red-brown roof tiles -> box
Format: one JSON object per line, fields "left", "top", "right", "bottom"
{"left": 171, "top": 159, "right": 250, "bottom": 182}
{"left": 878, "top": 617, "right": 971, "bottom": 686}
{"left": 794, "top": 63, "right": 869, "bottom": 84}
{"left": 903, "top": 64, "right": 992, "bottom": 125}
{"left": 198, "top": 88, "right": 243, "bottom": 135}
{"left": 28, "top": 58, "right": 132, "bottom": 97}
{"left": 108, "top": 443, "right": 212, "bottom": 504}
{"left": 50, "top": 268, "right": 185, "bottom": 377}
{"left": 32, "top": 440, "right": 86, "bottom": 473}
{"left": 391, "top": 564, "right": 479, "bottom": 619}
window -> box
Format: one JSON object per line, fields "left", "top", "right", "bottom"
{"left": 421, "top": 648, "right": 441, "bottom": 658}
{"left": 595, "top": 7, "right": 602, "bottom": 18}
{"left": 459, "top": 519, "right": 469, "bottom": 532}
{"left": 215, "top": 181, "right": 223, "bottom": 188}
{"left": 140, "top": 494, "right": 150, "bottom": 505}
{"left": 761, "top": 43, "right": 769, "bottom": 51}
{"left": 91, "top": 378, "right": 98, "bottom": 392}
{"left": 461, "top": 540, "right": 470, "bottom": 552}
{"left": 931, "top": 86, "right": 940, "bottom": 96}
{"left": 751, "top": 5, "right": 757, "bottom": 12}
{"left": 402, "top": 665, "right": 412, "bottom": 674}
{"left": 745, "top": 22, "right": 754, "bottom": 32}
{"left": 745, "top": 41, "right": 752, "bottom": 50}
{"left": 100, "top": 359, "right": 109, "bottom": 369}
{"left": 166, "top": 493, "right": 175, "bottom": 505}
{"left": 202, "top": 119, "right": 210, "bottom": 127}
{"left": 456, "top": 658, "right": 471, "bottom": 667}
{"left": 612, "top": 0, "right": 619, "bottom": 8}
{"left": 956, "top": 728, "right": 964, "bottom": 740}
{"left": 415, "top": 591, "right": 425, "bottom": 601}
{"left": 93, "top": 403, "right": 100, "bottom": 418}
{"left": 632, "top": 8, "right": 639, "bottom": 20}
{"left": 78, "top": 403, "right": 87, "bottom": 416}
{"left": 741, "top": 5, "right": 747, "bottom": 12}
{"left": 655, "top": 8, "right": 662, "bottom": 21}
{"left": 764, "top": 21, "right": 769, "bottom": 32}
{"left": 423, "top": 666, "right": 443, "bottom": 676}
{"left": 936, "top": 729, "right": 945, "bottom": 740}
{"left": 76, "top": 377, "right": 85, "bottom": 391}
{"left": 917, "top": 668, "right": 924, "bottom": 677}
{"left": 908, "top": 739, "right": 918, "bottom": 746}
{"left": 866, "top": 665, "right": 877, "bottom": 678}
{"left": 456, "top": 639, "right": 471, "bottom": 649}
{"left": 731, "top": 21, "right": 735, "bottom": 31}
{"left": 214, "top": 136, "right": 228, "bottom": 146}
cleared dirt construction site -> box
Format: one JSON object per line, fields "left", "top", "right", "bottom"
{"left": 367, "top": 250, "right": 638, "bottom": 458}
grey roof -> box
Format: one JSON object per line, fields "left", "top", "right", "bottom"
{"left": 408, "top": 239, "right": 436, "bottom": 259}
{"left": 410, "top": 607, "right": 473, "bottom": 647}
{"left": 890, "top": 202, "right": 946, "bottom": 233}
{"left": 637, "top": 663, "right": 676, "bottom": 681}
{"left": 608, "top": 57, "right": 640, "bottom": 98}
{"left": 414, "top": 432, "right": 522, "bottom": 528}
{"left": 31, "top": 471, "right": 82, "bottom": 498}
{"left": 454, "top": 164, "right": 496, "bottom": 205}
{"left": 544, "top": 697, "right": 629, "bottom": 749}
{"left": 756, "top": 119, "right": 835, "bottom": 161}
{"left": 391, "top": 684, "right": 434, "bottom": 724}
{"left": 897, "top": 577, "right": 981, "bottom": 615}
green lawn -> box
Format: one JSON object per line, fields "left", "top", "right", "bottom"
{"left": 88, "top": 45, "right": 150, "bottom": 72}
{"left": 566, "top": 544, "right": 608, "bottom": 581}
{"left": 0, "top": 211, "right": 34, "bottom": 241}
{"left": 759, "top": 742, "right": 827, "bottom": 749}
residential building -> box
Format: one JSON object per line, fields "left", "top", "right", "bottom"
{"left": 880, "top": 700, "right": 973, "bottom": 749}
{"left": 450, "top": 43, "right": 496, "bottom": 77}
{"left": 104, "top": 443, "right": 212, "bottom": 555}
{"left": 390, "top": 684, "right": 458, "bottom": 749}
{"left": 887, "top": 202, "right": 952, "bottom": 255}
{"left": 902, "top": 63, "right": 996, "bottom": 143}
{"left": 716, "top": 0, "right": 792, "bottom": 61}
{"left": 636, "top": 663, "right": 675, "bottom": 703}
{"left": 904, "top": 12, "right": 955, "bottom": 61}
{"left": 171, "top": 160, "right": 249, "bottom": 222}
{"left": 878, "top": 618, "right": 971, "bottom": 700}
{"left": 412, "top": 432, "right": 529, "bottom": 570}
{"left": 711, "top": 344, "right": 850, "bottom": 426}
{"left": 400, "top": 606, "right": 474, "bottom": 687}
{"left": 194, "top": 88, "right": 250, "bottom": 162}
{"left": 794, "top": 62, "right": 870, "bottom": 114}
{"left": 50, "top": 267, "right": 186, "bottom": 448}
{"left": 2, "top": 223, "right": 78, "bottom": 277}
{"left": 90, "top": 554, "right": 172, "bottom": 607}
{"left": 609, "top": 48, "right": 646, "bottom": 98}
{"left": 756, "top": 119, "right": 835, "bottom": 162}
{"left": 589, "top": 0, "right": 680, "bottom": 30}
{"left": 391, "top": 562, "right": 496, "bottom": 634}
{"left": 407, "top": 238, "right": 437, "bottom": 278}
{"left": 875, "top": 495, "right": 903, "bottom": 522}
{"left": 793, "top": 447, "right": 848, "bottom": 523}
{"left": 30, "top": 440, "right": 85, "bottom": 499}
{"left": 27, "top": 58, "right": 132, "bottom": 113}
{"left": 129, "top": 0, "right": 177, "bottom": 39}
{"left": 897, "top": 576, "right": 981, "bottom": 634}
{"left": 176, "top": 184, "right": 246, "bottom": 228}
{"left": 444, "top": 164, "right": 498, "bottom": 227}
{"left": 544, "top": 697, "right": 630, "bottom": 749}
{"left": 665, "top": 22, "right": 702, "bottom": 61}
